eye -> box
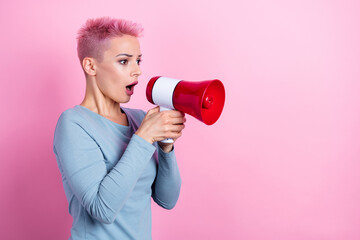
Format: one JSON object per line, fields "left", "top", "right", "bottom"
{"left": 119, "top": 59, "right": 128, "bottom": 65}
{"left": 136, "top": 59, "right": 142, "bottom": 65}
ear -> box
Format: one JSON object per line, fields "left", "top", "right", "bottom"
{"left": 82, "top": 57, "right": 97, "bottom": 76}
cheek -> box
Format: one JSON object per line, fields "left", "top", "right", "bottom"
{"left": 98, "top": 66, "right": 124, "bottom": 85}
{"left": 97, "top": 68, "right": 128, "bottom": 98}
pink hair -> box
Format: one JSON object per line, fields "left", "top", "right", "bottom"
{"left": 77, "top": 17, "right": 143, "bottom": 62}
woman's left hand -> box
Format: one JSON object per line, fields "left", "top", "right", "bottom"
{"left": 135, "top": 107, "right": 186, "bottom": 152}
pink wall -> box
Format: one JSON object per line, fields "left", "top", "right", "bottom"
{"left": 1, "top": 0, "right": 360, "bottom": 239}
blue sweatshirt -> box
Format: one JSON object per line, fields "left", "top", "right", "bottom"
{"left": 53, "top": 105, "right": 181, "bottom": 240}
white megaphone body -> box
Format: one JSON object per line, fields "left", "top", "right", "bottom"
{"left": 146, "top": 76, "right": 225, "bottom": 143}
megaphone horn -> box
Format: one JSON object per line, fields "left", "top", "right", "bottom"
{"left": 146, "top": 76, "right": 225, "bottom": 125}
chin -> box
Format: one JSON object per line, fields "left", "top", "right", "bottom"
{"left": 116, "top": 97, "right": 131, "bottom": 104}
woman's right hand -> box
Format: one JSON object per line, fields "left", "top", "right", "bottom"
{"left": 135, "top": 106, "right": 186, "bottom": 144}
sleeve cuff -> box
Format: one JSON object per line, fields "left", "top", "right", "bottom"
{"left": 157, "top": 144, "right": 176, "bottom": 161}
{"left": 132, "top": 134, "right": 156, "bottom": 153}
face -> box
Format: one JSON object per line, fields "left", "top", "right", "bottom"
{"left": 94, "top": 35, "right": 142, "bottom": 103}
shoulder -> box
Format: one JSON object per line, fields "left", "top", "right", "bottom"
{"left": 53, "top": 107, "right": 83, "bottom": 148}
{"left": 56, "top": 106, "right": 86, "bottom": 126}
{"left": 54, "top": 106, "right": 93, "bottom": 137}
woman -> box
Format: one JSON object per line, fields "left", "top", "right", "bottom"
{"left": 53, "top": 17, "right": 185, "bottom": 240}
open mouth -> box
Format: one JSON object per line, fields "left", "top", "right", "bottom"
{"left": 126, "top": 81, "right": 138, "bottom": 91}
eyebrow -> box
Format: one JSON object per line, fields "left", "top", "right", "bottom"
{"left": 116, "top": 53, "right": 142, "bottom": 58}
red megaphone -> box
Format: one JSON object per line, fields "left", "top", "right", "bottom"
{"left": 146, "top": 76, "right": 225, "bottom": 125}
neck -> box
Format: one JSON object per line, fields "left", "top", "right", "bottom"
{"left": 80, "top": 76, "right": 128, "bottom": 125}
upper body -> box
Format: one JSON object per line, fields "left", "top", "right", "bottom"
{"left": 53, "top": 105, "right": 181, "bottom": 239}
{"left": 53, "top": 17, "right": 186, "bottom": 239}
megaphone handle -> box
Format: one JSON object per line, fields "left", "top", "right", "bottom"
{"left": 159, "top": 106, "right": 174, "bottom": 144}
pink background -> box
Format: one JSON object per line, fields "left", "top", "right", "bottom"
{"left": 1, "top": 0, "right": 359, "bottom": 239}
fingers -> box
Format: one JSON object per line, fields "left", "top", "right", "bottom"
{"left": 167, "top": 123, "right": 185, "bottom": 132}
{"left": 147, "top": 108, "right": 184, "bottom": 122}
{"left": 160, "top": 130, "right": 182, "bottom": 141}
{"left": 159, "top": 110, "right": 186, "bottom": 125}
{"left": 168, "top": 129, "right": 183, "bottom": 140}
{"left": 172, "top": 117, "right": 186, "bottom": 125}
{"left": 140, "top": 107, "right": 186, "bottom": 143}
{"left": 157, "top": 118, "right": 185, "bottom": 141}
{"left": 167, "top": 110, "right": 185, "bottom": 118}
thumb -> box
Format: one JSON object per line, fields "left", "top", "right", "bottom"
{"left": 147, "top": 106, "right": 160, "bottom": 115}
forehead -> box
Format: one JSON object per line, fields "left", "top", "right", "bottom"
{"left": 105, "top": 35, "right": 141, "bottom": 55}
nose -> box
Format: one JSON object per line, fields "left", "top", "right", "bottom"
{"left": 131, "top": 64, "right": 142, "bottom": 77}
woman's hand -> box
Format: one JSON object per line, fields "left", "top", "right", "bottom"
{"left": 135, "top": 107, "right": 186, "bottom": 151}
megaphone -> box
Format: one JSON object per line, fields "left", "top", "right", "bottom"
{"left": 146, "top": 76, "right": 225, "bottom": 143}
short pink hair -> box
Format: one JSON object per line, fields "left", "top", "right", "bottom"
{"left": 77, "top": 17, "right": 143, "bottom": 62}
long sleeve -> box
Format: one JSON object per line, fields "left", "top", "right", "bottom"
{"left": 151, "top": 146, "right": 182, "bottom": 209}
{"left": 54, "top": 113, "right": 156, "bottom": 224}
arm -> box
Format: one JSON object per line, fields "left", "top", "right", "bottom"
{"left": 54, "top": 115, "right": 155, "bottom": 224}
{"left": 135, "top": 107, "right": 185, "bottom": 209}
{"left": 151, "top": 146, "right": 181, "bottom": 209}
